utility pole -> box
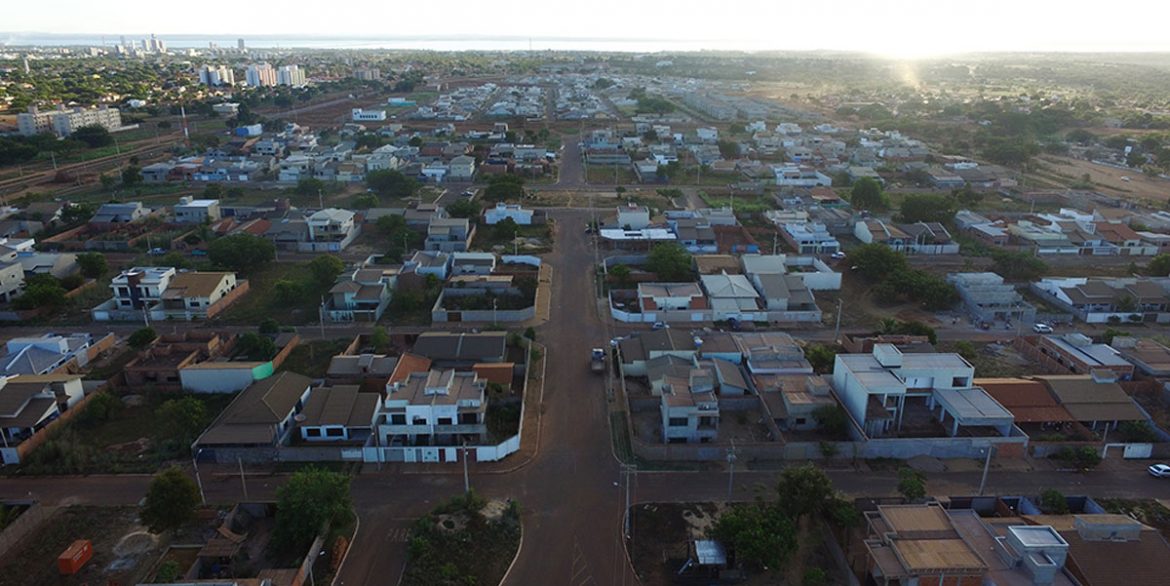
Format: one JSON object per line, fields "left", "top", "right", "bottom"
{"left": 318, "top": 296, "right": 326, "bottom": 338}
{"left": 193, "top": 449, "right": 206, "bottom": 505}
{"left": 462, "top": 442, "right": 470, "bottom": 494}
{"left": 238, "top": 456, "right": 249, "bottom": 500}
{"left": 318, "top": 188, "right": 325, "bottom": 210}
{"left": 726, "top": 440, "right": 737, "bottom": 501}
{"left": 833, "top": 298, "right": 843, "bottom": 343}
{"left": 978, "top": 446, "right": 994, "bottom": 496}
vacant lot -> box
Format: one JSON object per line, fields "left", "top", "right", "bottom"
{"left": 1039, "top": 155, "right": 1170, "bottom": 204}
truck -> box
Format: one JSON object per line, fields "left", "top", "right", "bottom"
{"left": 590, "top": 348, "right": 606, "bottom": 373}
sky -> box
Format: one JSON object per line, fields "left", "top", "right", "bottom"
{"left": 6, "top": 0, "right": 1170, "bottom": 57}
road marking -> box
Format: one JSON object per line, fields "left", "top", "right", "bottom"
{"left": 570, "top": 539, "right": 595, "bottom": 586}
{"left": 385, "top": 527, "right": 409, "bottom": 543}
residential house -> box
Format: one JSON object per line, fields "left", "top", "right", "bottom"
{"left": 0, "top": 334, "right": 108, "bottom": 377}
{"left": 700, "top": 272, "right": 762, "bottom": 319}
{"left": 411, "top": 331, "right": 507, "bottom": 368}
{"left": 856, "top": 220, "right": 959, "bottom": 254}
{"left": 426, "top": 218, "right": 475, "bottom": 252}
{"left": 773, "top": 165, "right": 832, "bottom": 187}
{"left": 484, "top": 203, "right": 534, "bottom": 226}
{"left": 978, "top": 377, "right": 1075, "bottom": 432}
{"left": 619, "top": 329, "right": 700, "bottom": 377}
{"left": 1111, "top": 337, "right": 1170, "bottom": 377}
{"left": 15, "top": 251, "right": 78, "bottom": 280}
{"left": 174, "top": 198, "right": 222, "bottom": 224}
{"left": 297, "top": 386, "right": 380, "bottom": 443}
{"left": 0, "top": 261, "right": 23, "bottom": 303}
{"left": 1034, "top": 333, "right": 1135, "bottom": 380}
{"left": 195, "top": 371, "right": 314, "bottom": 459}
{"left": 92, "top": 267, "right": 247, "bottom": 321}
{"left": 947, "top": 272, "right": 1037, "bottom": 325}
{"left": 448, "top": 155, "right": 476, "bottom": 181}
{"left": 306, "top": 208, "right": 360, "bottom": 252}
{"left": 756, "top": 374, "right": 837, "bottom": 431}
{"left": 660, "top": 370, "right": 720, "bottom": 443}
{"left": 832, "top": 344, "right": 1015, "bottom": 438}
{"left": 1032, "top": 277, "right": 1170, "bottom": 323}
{"left": 751, "top": 273, "right": 818, "bottom": 312}
{"left": 450, "top": 252, "right": 497, "bottom": 276}
{"left": 404, "top": 250, "right": 451, "bottom": 280}
{"left": 616, "top": 204, "right": 651, "bottom": 230}
{"left": 1036, "top": 374, "right": 1145, "bottom": 432}
{"left": 327, "top": 268, "right": 392, "bottom": 322}
{"left": 381, "top": 369, "right": 489, "bottom": 446}
{"left": 90, "top": 202, "right": 147, "bottom": 226}
{"left": 778, "top": 222, "right": 841, "bottom": 254}
{"left": 0, "top": 375, "right": 85, "bottom": 464}
{"left": 637, "top": 282, "right": 708, "bottom": 312}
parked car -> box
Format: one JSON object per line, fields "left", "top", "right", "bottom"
{"left": 1149, "top": 464, "right": 1170, "bottom": 478}
{"left": 830, "top": 251, "right": 847, "bottom": 260}
{"left": 1032, "top": 323, "right": 1054, "bottom": 334}
{"left": 652, "top": 322, "right": 669, "bottom": 330}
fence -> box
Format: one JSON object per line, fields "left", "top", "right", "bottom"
{"left": 3, "top": 382, "right": 111, "bottom": 465}
{"left": 0, "top": 502, "right": 55, "bottom": 559}
{"left": 629, "top": 435, "right": 1030, "bottom": 462}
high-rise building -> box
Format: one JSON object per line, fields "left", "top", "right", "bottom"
{"left": 246, "top": 63, "right": 277, "bottom": 87}
{"left": 145, "top": 34, "right": 167, "bottom": 53}
{"left": 198, "top": 65, "right": 235, "bottom": 87}
{"left": 276, "top": 65, "right": 306, "bottom": 87}
{"left": 238, "top": 38, "right": 246, "bottom": 51}
{"left": 354, "top": 67, "right": 381, "bottom": 81}
{"left": 17, "top": 105, "right": 122, "bottom": 137}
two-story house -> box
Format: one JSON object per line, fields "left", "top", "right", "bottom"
{"left": 380, "top": 369, "right": 488, "bottom": 447}
{"left": 174, "top": 197, "right": 222, "bottom": 224}
{"left": 660, "top": 368, "right": 720, "bottom": 443}
{"left": 327, "top": 268, "right": 392, "bottom": 322}
{"left": 426, "top": 218, "right": 475, "bottom": 252}
{"left": 92, "top": 267, "right": 247, "bottom": 321}
{"left": 0, "top": 374, "right": 85, "bottom": 464}
{"left": 306, "top": 208, "right": 360, "bottom": 252}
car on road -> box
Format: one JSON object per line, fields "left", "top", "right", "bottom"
{"left": 1033, "top": 323, "right": 1054, "bottom": 334}
{"left": 830, "top": 251, "right": 847, "bottom": 260}
{"left": 461, "top": 189, "right": 477, "bottom": 197}
{"left": 652, "top": 322, "right": 669, "bottom": 330}
{"left": 1148, "top": 463, "right": 1170, "bottom": 478}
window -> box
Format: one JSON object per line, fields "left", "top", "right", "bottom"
{"left": 305, "top": 428, "right": 322, "bottom": 437}
{"left": 951, "top": 377, "right": 969, "bottom": 387}
{"left": 326, "top": 428, "right": 345, "bottom": 437}
{"left": 668, "top": 417, "right": 688, "bottom": 427}
{"left": 795, "top": 418, "right": 807, "bottom": 426}
{"left": 390, "top": 414, "right": 406, "bottom": 425}
{"left": 437, "top": 417, "right": 453, "bottom": 425}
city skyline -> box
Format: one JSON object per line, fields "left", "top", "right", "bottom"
{"left": 5, "top": 1, "right": 1170, "bottom": 57}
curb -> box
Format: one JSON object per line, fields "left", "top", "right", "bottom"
{"left": 496, "top": 516, "right": 525, "bottom": 586}
{"left": 330, "top": 512, "right": 361, "bottom": 586}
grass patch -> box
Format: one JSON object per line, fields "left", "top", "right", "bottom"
{"left": 700, "top": 191, "right": 776, "bottom": 213}
{"left": 217, "top": 262, "right": 330, "bottom": 325}
{"left": 0, "top": 506, "right": 144, "bottom": 586}
{"left": 402, "top": 492, "right": 521, "bottom": 586}
{"left": 15, "top": 391, "right": 234, "bottom": 475}
{"left": 611, "top": 411, "right": 634, "bottom": 464}
{"left": 280, "top": 339, "right": 351, "bottom": 379}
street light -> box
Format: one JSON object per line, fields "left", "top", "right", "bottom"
{"left": 192, "top": 448, "right": 206, "bottom": 505}
{"left": 492, "top": 298, "right": 498, "bottom": 326}
{"left": 726, "top": 439, "right": 737, "bottom": 502}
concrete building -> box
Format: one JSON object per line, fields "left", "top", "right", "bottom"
{"left": 1032, "top": 277, "right": 1170, "bottom": 324}
{"left": 326, "top": 267, "right": 392, "bottom": 322}
{"left": 832, "top": 344, "right": 1015, "bottom": 439}
{"left": 297, "top": 386, "right": 380, "bottom": 443}
{"left": 92, "top": 267, "right": 247, "bottom": 321}
{"left": 306, "top": 208, "right": 360, "bottom": 252}
{"left": 948, "top": 272, "right": 1037, "bottom": 325}
{"left": 245, "top": 63, "right": 277, "bottom": 87}
{"left": 352, "top": 108, "right": 386, "bottom": 122}
{"left": 195, "top": 372, "right": 313, "bottom": 457}
{"left": 426, "top": 218, "right": 474, "bottom": 252}
{"left": 1035, "top": 333, "right": 1135, "bottom": 380}
{"left": 0, "top": 375, "right": 85, "bottom": 464}
{"left": 197, "top": 64, "right": 235, "bottom": 86}
{"left": 660, "top": 369, "right": 720, "bottom": 443}
{"left": 276, "top": 64, "right": 306, "bottom": 87}
{"left": 17, "top": 105, "right": 122, "bottom": 138}
{"left": 380, "top": 369, "right": 489, "bottom": 446}
{"left": 174, "top": 197, "right": 222, "bottom": 224}
{"left": 484, "top": 203, "right": 534, "bottom": 226}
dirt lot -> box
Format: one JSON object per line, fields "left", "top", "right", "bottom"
{"left": 1038, "top": 155, "right": 1170, "bottom": 204}
{"left": 0, "top": 506, "right": 162, "bottom": 586}
{"left": 629, "top": 502, "right": 848, "bottom": 586}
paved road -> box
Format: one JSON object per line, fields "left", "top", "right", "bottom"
{"left": 558, "top": 135, "right": 584, "bottom": 187}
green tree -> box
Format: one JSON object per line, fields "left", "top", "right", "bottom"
{"left": 308, "top": 255, "right": 345, "bottom": 287}
{"left": 710, "top": 503, "right": 798, "bottom": 571}
{"left": 121, "top": 165, "right": 143, "bottom": 186}
{"left": 849, "top": 177, "right": 885, "bottom": 210}
{"left": 609, "top": 264, "right": 633, "bottom": 288}
{"left": 295, "top": 177, "right": 326, "bottom": 197}
{"left": 812, "top": 405, "right": 849, "bottom": 438}
{"left": 493, "top": 217, "right": 520, "bottom": 241}
{"left": 1039, "top": 489, "right": 1070, "bottom": 514}
{"left": 445, "top": 198, "right": 481, "bottom": 220}
{"left": 13, "top": 277, "right": 66, "bottom": 310}
{"left": 774, "top": 464, "right": 836, "bottom": 520}
{"left": 645, "top": 243, "right": 693, "bottom": 282}
{"left": 128, "top": 327, "right": 158, "bottom": 350}
{"left": 717, "top": 140, "right": 740, "bottom": 159}
{"left": 71, "top": 124, "right": 114, "bottom": 148}
{"left": 273, "top": 279, "right": 306, "bottom": 304}
{"left": 804, "top": 344, "right": 838, "bottom": 374}
{"left": 483, "top": 174, "right": 526, "bottom": 201}
{"left": 156, "top": 396, "right": 208, "bottom": 450}
{"left": 897, "top": 194, "right": 956, "bottom": 224}
{"left": 208, "top": 234, "right": 275, "bottom": 273}
{"left": 140, "top": 467, "right": 201, "bottom": 533}
{"left": 259, "top": 318, "right": 280, "bottom": 335}
{"left": 849, "top": 243, "right": 907, "bottom": 281}
{"left": 1147, "top": 254, "right": 1170, "bottom": 276}
{"left": 370, "top": 326, "right": 390, "bottom": 352}
{"left": 236, "top": 332, "right": 277, "bottom": 361}
{"left": 273, "top": 467, "right": 354, "bottom": 555}
{"left": 366, "top": 169, "right": 419, "bottom": 198}
{"left": 202, "top": 183, "right": 224, "bottom": 199}
{"left": 897, "top": 468, "right": 927, "bottom": 501}
{"left": 99, "top": 173, "right": 117, "bottom": 191}
{"left": 76, "top": 252, "right": 108, "bottom": 279}
{"left": 990, "top": 250, "right": 1048, "bottom": 281}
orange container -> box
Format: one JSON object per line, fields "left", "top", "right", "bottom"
{"left": 57, "top": 539, "right": 92, "bottom": 575}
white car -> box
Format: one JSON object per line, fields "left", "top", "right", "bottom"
{"left": 1149, "top": 464, "right": 1170, "bottom": 478}
{"left": 1032, "top": 323, "right": 1054, "bottom": 334}
{"left": 830, "top": 251, "right": 847, "bottom": 260}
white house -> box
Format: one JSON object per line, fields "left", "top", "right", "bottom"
{"left": 306, "top": 208, "right": 360, "bottom": 252}
{"left": 380, "top": 369, "right": 489, "bottom": 446}
{"left": 660, "top": 371, "right": 720, "bottom": 443}
{"left": 616, "top": 204, "right": 651, "bottom": 230}
{"left": 174, "top": 197, "right": 222, "bottom": 224}
{"left": 773, "top": 165, "right": 832, "bottom": 187}
{"left": 484, "top": 203, "right": 534, "bottom": 226}
{"left": 352, "top": 108, "right": 387, "bottom": 121}
{"left": 448, "top": 155, "right": 476, "bottom": 181}
{"left": 92, "top": 267, "right": 246, "bottom": 321}
{"left": 298, "top": 386, "right": 380, "bottom": 443}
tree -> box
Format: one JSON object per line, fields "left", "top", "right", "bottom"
{"left": 897, "top": 468, "right": 927, "bottom": 501}
{"left": 273, "top": 467, "right": 353, "bottom": 555}
{"left": 645, "top": 243, "right": 693, "bottom": 282}
{"left": 717, "top": 140, "right": 740, "bottom": 159}
{"left": 1039, "top": 489, "right": 1069, "bottom": 514}
{"left": 804, "top": 344, "right": 838, "bottom": 374}
{"left": 202, "top": 183, "right": 224, "bottom": 199}
{"left": 76, "top": 252, "right": 108, "bottom": 278}
{"left": 121, "top": 165, "right": 142, "bottom": 186}
{"left": 710, "top": 503, "right": 798, "bottom": 571}
{"left": 71, "top": 124, "right": 114, "bottom": 148}
{"left": 493, "top": 217, "right": 520, "bottom": 241}
{"left": 99, "top": 173, "right": 117, "bottom": 191}
{"left": 370, "top": 326, "right": 390, "bottom": 352}
{"left": 13, "top": 276, "right": 67, "bottom": 310}
{"left": 849, "top": 243, "right": 907, "bottom": 281}
{"left": 990, "top": 250, "right": 1048, "bottom": 281}
{"left": 140, "top": 467, "right": 200, "bottom": 533}
{"left": 483, "top": 174, "right": 526, "bottom": 202}
{"left": 128, "top": 327, "right": 158, "bottom": 350}
{"left": 208, "top": 234, "right": 275, "bottom": 273}
{"left": 898, "top": 194, "right": 956, "bottom": 224}
{"left": 849, "top": 177, "right": 885, "bottom": 210}
{"left": 774, "top": 464, "right": 836, "bottom": 520}
{"left": 1147, "top": 254, "right": 1170, "bottom": 276}
{"left": 445, "top": 198, "right": 481, "bottom": 220}
{"left": 156, "top": 397, "right": 208, "bottom": 451}
{"left": 295, "top": 178, "right": 326, "bottom": 197}
{"left": 609, "top": 264, "right": 633, "bottom": 288}
{"left": 308, "top": 255, "right": 345, "bottom": 287}
{"left": 236, "top": 332, "right": 277, "bottom": 361}
{"left": 259, "top": 318, "right": 280, "bottom": 335}
{"left": 812, "top": 405, "right": 849, "bottom": 438}
{"left": 366, "top": 169, "right": 419, "bottom": 198}
{"left": 273, "top": 280, "right": 306, "bottom": 304}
